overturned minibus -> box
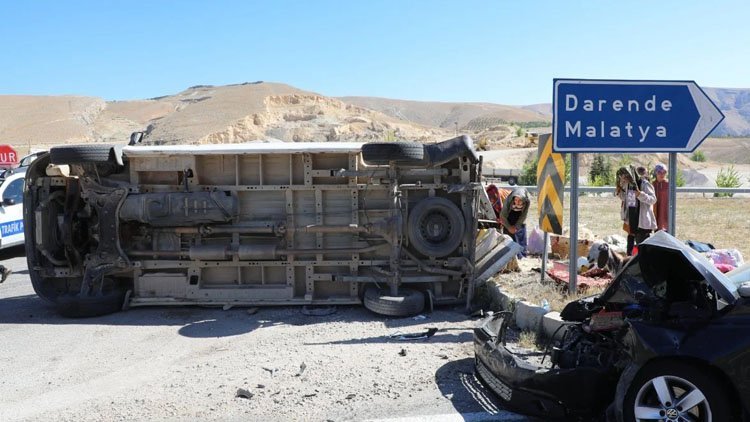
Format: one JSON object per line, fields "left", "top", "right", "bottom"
{"left": 24, "top": 136, "right": 517, "bottom": 317}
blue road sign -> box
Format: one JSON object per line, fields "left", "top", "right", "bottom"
{"left": 553, "top": 79, "right": 724, "bottom": 152}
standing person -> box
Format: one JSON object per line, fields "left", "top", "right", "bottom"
{"left": 615, "top": 167, "right": 639, "bottom": 255}
{"left": 634, "top": 166, "right": 657, "bottom": 246}
{"left": 616, "top": 167, "right": 657, "bottom": 255}
{"left": 652, "top": 163, "right": 669, "bottom": 231}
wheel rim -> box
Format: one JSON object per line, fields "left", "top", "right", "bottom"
{"left": 634, "top": 375, "right": 712, "bottom": 422}
{"left": 419, "top": 211, "right": 452, "bottom": 243}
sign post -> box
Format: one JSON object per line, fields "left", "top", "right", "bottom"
{"left": 552, "top": 79, "right": 724, "bottom": 292}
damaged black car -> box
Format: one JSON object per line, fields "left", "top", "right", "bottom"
{"left": 474, "top": 231, "right": 750, "bottom": 421}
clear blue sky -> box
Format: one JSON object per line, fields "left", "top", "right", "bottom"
{"left": 1, "top": 0, "right": 747, "bottom": 104}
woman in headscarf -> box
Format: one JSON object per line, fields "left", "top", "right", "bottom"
{"left": 615, "top": 167, "right": 657, "bottom": 255}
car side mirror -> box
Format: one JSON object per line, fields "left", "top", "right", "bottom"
{"left": 3, "top": 198, "right": 16, "bottom": 206}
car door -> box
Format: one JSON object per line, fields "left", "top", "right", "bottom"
{"left": 0, "top": 175, "right": 25, "bottom": 248}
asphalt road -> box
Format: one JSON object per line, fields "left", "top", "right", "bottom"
{"left": 0, "top": 246, "right": 530, "bottom": 421}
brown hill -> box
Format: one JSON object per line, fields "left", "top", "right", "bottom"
{"left": 142, "top": 82, "right": 449, "bottom": 144}
{"left": 338, "top": 96, "right": 549, "bottom": 130}
{"left": 0, "top": 83, "right": 455, "bottom": 154}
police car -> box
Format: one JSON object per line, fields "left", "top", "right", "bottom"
{"left": 0, "top": 169, "right": 25, "bottom": 249}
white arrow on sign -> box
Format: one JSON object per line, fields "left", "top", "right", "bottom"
{"left": 686, "top": 82, "right": 724, "bottom": 151}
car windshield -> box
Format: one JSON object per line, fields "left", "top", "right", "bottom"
{"left": 601, "top": 232, "right": 740, "bottom": 304}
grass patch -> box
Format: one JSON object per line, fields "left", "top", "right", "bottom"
{"left": 518, "top": 330, "right": 538, "bottom": 349}
{"left": 526, "top": 195, "right": 750, "bottom": 259}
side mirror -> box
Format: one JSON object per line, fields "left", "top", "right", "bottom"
{"left": 129, "top": 131, "right": 145, "bottom": 146}
{"left": 3, "top": 198, "right": 16, "bottom": 206}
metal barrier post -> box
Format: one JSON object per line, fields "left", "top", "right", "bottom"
{"left": 668, "top": 153, "right": 677, "bottom": 235}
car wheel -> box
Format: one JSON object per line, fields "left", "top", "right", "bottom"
{"left": 361, "top": 142, "right": 424, "bottom": 165}
{"left": 623, "top": 361, "right": 733, "bottom": 422}
{"left": 507, "top": 176, "right": 518, "bottom": 186}
{"left": 407, "top": 197, "right": 465, "bottom": 257}
{"left": 363, "top": 286, "right": 425, "bottom": 317}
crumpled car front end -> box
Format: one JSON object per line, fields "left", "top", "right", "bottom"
{"left": 474, "top": 311, "right": 626, "bottom": 419}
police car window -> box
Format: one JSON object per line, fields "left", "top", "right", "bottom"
{"left": 2, "top": 179, "right": 24, "bottom": 204}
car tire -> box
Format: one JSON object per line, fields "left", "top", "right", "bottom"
{"left": 407, "top": 197, "right": 465, "bottom": 257}
{"left": 507, "top": 176, "right": 518, "bottom": 186}
{"left": 363, "top": 286, "right": 425, "bottom": 317}
{"left": 49, "top": 144, "right": 121, "bottom": 165}
{"left": 622, "top": 361, "right": 734, "bottom": 422}
{"left": 361, "top": 142, "right": 424, "bottom": 165}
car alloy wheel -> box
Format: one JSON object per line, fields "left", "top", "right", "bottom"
{"left": 634, "top": 375, "right": 711, "bottom": 421}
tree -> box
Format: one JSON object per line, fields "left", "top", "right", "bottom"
{"left": 588, "top": 154, "right": 613, "bottom": 186}
{"left": 520, "top": 152, "right": 571, "bottom": 186}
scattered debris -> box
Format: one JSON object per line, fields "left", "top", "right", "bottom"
{"left": 425, "top": 290, "right": 435, "bottom": 313}
{"left": 262, "top": 367, "right": 278, "bottom": 377}
{"left": 246, "top": 307, "right": 259, "bottom": 315}
{"left": 346, "top": 393, "right": 356, "bottom": 400}
{"left": 222, "top": 304, "right": 233, "bottom": 311}
{"left": 301, "top": 306, "right": 337, "bottom": 316}
{"left": 412, "top": 314, "right": 428, "bottom": 320}
{"left": 303, "top": 392, "right": 317, "bottom": 398}
{"left": 468, "top": 309, "right": 484, "bottom": 318}
{"left": 388, "top": 327, "right": 439, "bottom": 341}
{"left": 235, "top": 388, "right": 254, "bottom": 399}
{"left": 295, "top": 362, "right": 307, "bottom": 377}
{"left": 437, "top": 354, "right": 449, "bottom": 360}
{"left": 398, "top": 348, "right": 407, "bottom": 357}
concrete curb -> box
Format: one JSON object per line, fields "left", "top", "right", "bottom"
{"left": 486, "top": 281, "right": 567, "bottom": 340}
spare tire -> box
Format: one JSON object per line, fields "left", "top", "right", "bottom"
{"left": 363, "top": 286, "right": 425, "bottom": 317}
{"left": 407, "top": 197, "right": 465, "bottom": 257}
{"left": 361, "top": 142, "right": 424, "bottom": 165}
{"left": 50, "top": 144, "right": 122, "bottom": 165}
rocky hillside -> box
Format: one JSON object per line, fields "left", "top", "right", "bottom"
{"left": 142, "top": 83, "right": 451, "bottom": 145}
{"left": 2, "top": 83, "right": 747, "bottom": 157}
{"left": 703, "top": 88, "right": 750, "bottom": 136}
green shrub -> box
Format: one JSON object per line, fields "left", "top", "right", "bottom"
{"left": 383, "top": 130, "right": 396, "bottom": 142}
{"left": 519, "top": 153, "right": 538, "bottom": 186}
{"left": 715, "top": 165, "right": 741, "bottom": 197}
{"left": 676, "top": 168, "right": 686, "bottom": 187}
{"left": 515, "top": 126, "right": 524, "bottom": 137}
{"left": 590, "top": 174, "right": 610, "bottom": 187}
{"left": 588, "top": 154, "right": 613, "bottom": 185}
{"left": 691, "top": 150, "right": 706, "bottom": 162}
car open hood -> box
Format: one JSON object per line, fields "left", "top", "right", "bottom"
{"left": 638, "top": 231, "right": 738, "bottom": 304}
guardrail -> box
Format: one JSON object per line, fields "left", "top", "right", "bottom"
{"left": 483, "top": 181, "right": 750, "bottom": 195}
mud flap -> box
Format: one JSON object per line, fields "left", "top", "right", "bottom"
{"left": 474, "top": 233, "right": 523, "bottom": 286}
{"left": 466, "top": 232, "right": 522, "bottom": 309}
